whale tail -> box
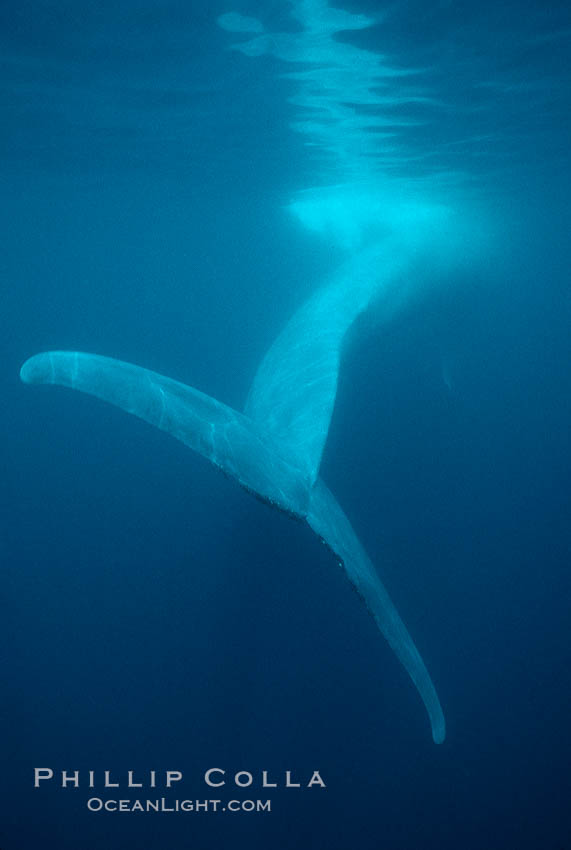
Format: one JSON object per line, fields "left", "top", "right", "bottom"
{"left": 20, "top": 236, "right": 447, "bottom": 743}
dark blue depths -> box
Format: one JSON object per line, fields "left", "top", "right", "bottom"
{"left": 1, "top": 1, "right": 571, "bottom": 848}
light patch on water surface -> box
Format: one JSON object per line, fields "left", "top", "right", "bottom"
{"left": 218, "top": 1, "right": 427, "bottom": 187}
{"left": 217, "top": 0, "right": 483, "bottom": 253}
{"left": 217, "top": 12, "right": 264, "bottom": 34}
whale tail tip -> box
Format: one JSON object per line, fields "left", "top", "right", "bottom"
{"left": 432, "top": 718, "right": 446, "bottom": 745}
{"left": 20, "top": 354, "right": 45, "bottom": 385}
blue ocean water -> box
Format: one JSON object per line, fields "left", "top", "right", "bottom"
{"left": 2, "top": 1, "right": 570, "bottom": 848}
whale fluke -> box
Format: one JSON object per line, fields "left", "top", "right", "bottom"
{"left": 20, "top": 241, "right": 446, "bottom": 743}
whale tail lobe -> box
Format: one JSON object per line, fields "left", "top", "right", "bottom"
{"left": 308, "top": 479, "right": 446, "bottom": 744}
